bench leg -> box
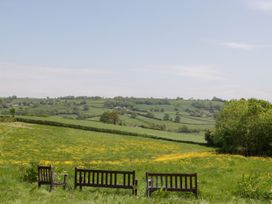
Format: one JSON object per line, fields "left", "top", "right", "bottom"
{"left": 133, "top": 179, "right": 138, "bottom": 196}
{"left": 146, "top": 189, "right": 151, "bottom": 197}
{"left": 134, "top": 188, "right": 138, "bottom": 196}
{"left": 195, "top": 190, "right": 198, "bottom": 198}
{"left": 49, "top": 184, "right": 53, "bottom": 192}
{"left": 63, "top": 175, "right": 67, "bottom": 190}
{"left": 132, "top": 188, "right": 137, "bottom": 196}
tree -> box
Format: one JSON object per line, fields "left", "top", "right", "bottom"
{"left": 163, "top": 113, "right": 170, "bottom": 121}
{"left": 145, "top": 112, "right": 155, "bottom": 119}
{"left": 211, "top": 98, "right": 272, "bottom": 156}
{"left": 130, "top": 112, "right": 137, "bottom": 119}
{"left": 100, "top": 111, "right": 119, "bottom": 124}
{"left": 174, "top": 115, "right": 180, "bottom": 123}
{"left": 178, "top": 125, "right": 190, "bottom": 133}
{"left": 204, "top": 129, "right": 214, "bottom": 146}
{"left": 9, "top": 108, "right": 15, "bottom": 117}
{"left": 83, "top": 104, "right": 89, "bottom": 111}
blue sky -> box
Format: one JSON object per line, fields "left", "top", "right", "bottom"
{"left": 1, "top": 0, "right": 272, "bottom": 100}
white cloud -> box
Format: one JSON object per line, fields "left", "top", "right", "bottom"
{"left": 168, "top": 65, "right": 224, "bottom": 80}
{"left": 220, "top": 42, "right": 256, "bottom": 50}
{"left": 245, "top": 0, "right": 272, "bottom": 11}
{"left": 143, "top": 64, "right": 225, "bottom": 81}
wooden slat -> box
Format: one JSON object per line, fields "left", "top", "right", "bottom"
{"left": 92, "top": 172, "right": 95, "bottom": 184}
{"left": 127, "top": 173, "right": 130, "bottom": 186}
{"left": 101, "top": 172, "right": 104, "bottom": 185}
{"left": 80, "top": 171, "right": 82, "bottom": 183}
{"left": 105, "top": 172, "right": 108, "bottom": 185}
{"left": 44, "top": 169, "right": 47, "bottom": 181}
{"left": 123, "top": 173, "right": 126, "bottom": 186}
{"left": 114, "top": 173, "right": 117, "bottom": 185}
{"left": 160, "top": 176, "right": 163, "bottom": 188}
{"left": 180, "top": 176, "right": 183, "bottom": 189}
{"left": 88, "top": 172, "right": 90, "bottom": 184}
{"left": 185, "top": 176, "right": 188, "bottom": 190}
{"left": 97, "top": 172, "right": 100, "bottom": 185}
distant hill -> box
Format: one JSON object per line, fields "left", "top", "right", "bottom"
{"left": 0, "top": 96, "right": 225, "bottom": 133}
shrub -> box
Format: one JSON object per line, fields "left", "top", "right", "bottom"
{"left": 100, "top": 111, "right": 119, "bottom": 124}
{"left": 204, "top": 129, "right": 214, "bottom": 146}
{"left": 22, "top": 162, "right": 38, "bottom": 183}
{"left": 0, "top": 116, "right": 16, "bottom": 122}
{"left": 177, "top": 125, "right": 200, "bottom": 133}
{"left": 236, "top": 174, "right": 272, "bottom": 200}
{"left": 178, "top": 125, "right": 190, "bottom": 133}
{"left": 130, "top": 112, "right": 137, "bottom": 119}
{"left": 174, "top": 115, "right": 181, "bottom": 123}
{"left": 213, "top": 99, "right": 272, "bottom": 156}
{"left": 163, "top": 113, "right": 170, "bottom": 121}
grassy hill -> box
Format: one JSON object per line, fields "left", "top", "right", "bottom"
{"left": 16, "top": 115, "right": 206, "bottom": 143}
{"left": 0, "top": 96, "right": 222, "bottom": 133}
{"left": 0, "top": 122, "right": 271, "bottom": 203}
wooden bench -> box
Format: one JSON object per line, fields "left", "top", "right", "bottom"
{"left": 38, "top": 165, "right": 67, "bottom": 191}
{"left": 146, "top": 172, "right": 198, "bottom": 198}
{"left": 74, "top": 168, "right": 138, "bottom": 195}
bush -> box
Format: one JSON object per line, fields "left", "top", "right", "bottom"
{"left": 0, "top": 116, "right": 16, "bottom": 122}
{"left": 178, "top": 125, "right": 190, "bottom": 133}
{"left": 204, "top": 129, "right": 214, "bottom": 146}
{"left": 236, "top": 174, "right": 272, "bottom": 200}
{"left": 178, "top": 125, "right": 200, "bottom": 134}
{"left": 100, "top": 111, "right": 119, "bottom": 124}
{"left": 22, "top": 162, "right": 38, "bottom": 183}
{"left": 163, "top": 113, "right": 170, "bottom": 121}
{"left": 213, "top": 99, "right": 272, "bottom": 156}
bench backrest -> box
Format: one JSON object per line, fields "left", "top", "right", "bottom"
{"left": 75, "top": 168, "right": 136, "bottom": 189}
{"left": 146, "top": 172, "right": 198, "bottom": 196}
{"left": 38, "top": 165, "right": 53, "bottom": 185}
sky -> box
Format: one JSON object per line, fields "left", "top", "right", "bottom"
{"left": 1, "top": 0, "right": 272, "bottom": 100}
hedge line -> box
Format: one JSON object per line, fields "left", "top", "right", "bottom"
{"left": 0, "top": 116, "right": 205, "bottom": 145}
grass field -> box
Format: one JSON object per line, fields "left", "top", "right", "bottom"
{"left": 16, "top": 116, "right": 206, "bottom": 143}
{"left": 0, "top": 97, "right": 220, "bottom": 133}
{"left": 0, "top": 122, "right": 271, "bottom": 203}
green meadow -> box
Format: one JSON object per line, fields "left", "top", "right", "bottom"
{"left": 0, "top": 122, "right": 271, "bottom": 204}
{"left": 17, "top": 115, "right": 206, "bottom": 143}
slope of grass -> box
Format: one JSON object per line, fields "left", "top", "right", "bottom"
{"left": 0, "top": 122, "right": 271, "bottom": 204}
{"left": 16, "top": 116, "right": 206, "bottom": 143}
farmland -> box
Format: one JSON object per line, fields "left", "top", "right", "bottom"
{"left": 0, "top": 97, "right": 220, "bottom": 132}
{"left": 0, "top": 122, "right": 271, "bottom": 203}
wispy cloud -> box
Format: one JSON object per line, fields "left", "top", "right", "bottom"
{"left": 245, "top": 0, "right": 272, "bottom": 12}
{"left": 0, "top": 62, "right": 113, "bottom": 97}
{"left": 143, "top": 65, "right": 225, "bottom": 81}
{"left": 168, "top": 65, "right": 224, "bottom": 80}
{"left": 220, "top": 41, "right": 256, "bottom": 50}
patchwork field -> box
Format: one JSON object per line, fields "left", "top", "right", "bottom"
{"left": 16, "top": 115, "right": 206, "bottom": 143}
{"left": 0, "top": 122, "right": 271, "bottom": 204}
